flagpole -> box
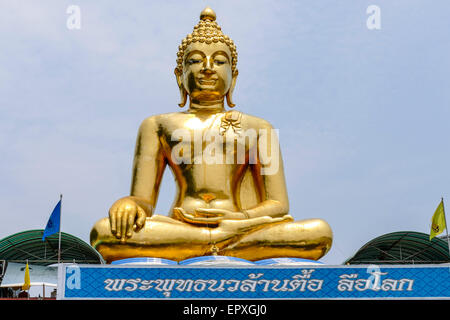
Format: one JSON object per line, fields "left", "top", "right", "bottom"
{"left": 442, "top": 197, "right": 450, "bottom": 258}
{"left": 26, "top": 259, "right": 29, "bottom": 300}
{"left": 58, "top": 194, "right": 62, "bottom": 264}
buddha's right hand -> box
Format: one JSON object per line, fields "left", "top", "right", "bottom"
{"left": 109, "top": 197, "right": 147, "bottom": 242}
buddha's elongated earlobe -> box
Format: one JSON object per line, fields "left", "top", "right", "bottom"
{"left": 226, "top": 71, "right": 238, "bottom": 108}
{"left": 174, "top": 68, "right": 188, "bottom": 108}
{"left": 178, "top": 89, "right": 188, "bottom": 108}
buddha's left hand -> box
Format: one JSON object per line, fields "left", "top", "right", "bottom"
{"left": 173, "top": 207, "right": 246, "bottom": 226}
{"left": 195, "top": 208, "right": 246, "bottom": 220}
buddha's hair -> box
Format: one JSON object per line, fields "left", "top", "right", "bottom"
{"left": 176, "top": 8, "right": 238, "bottom": 76}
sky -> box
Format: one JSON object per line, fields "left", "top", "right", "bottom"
{"left": 0, "top": 0, "right": 449, "bottom": 265}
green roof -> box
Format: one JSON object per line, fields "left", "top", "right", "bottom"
{"left": 0, "top": 230, "right": 104, "bottom": 265}
{"left": 345, "top": 231, "right": 450, "bottom": 265}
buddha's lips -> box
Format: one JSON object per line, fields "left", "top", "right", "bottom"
{"left": 198, "top": 79, "right": 217, "bottom": 85}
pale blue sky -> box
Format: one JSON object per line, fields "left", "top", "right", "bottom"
{"left": 0, "top": 1, "right": 449, "bottom": 264}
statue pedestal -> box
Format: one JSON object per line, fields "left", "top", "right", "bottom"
{"left": 111, "top": 257, "right": 177, "bottom": 266}
{"left": 179, "top": 256, "right": 256, "bottom": 266}
{"left": 110, "top": 256, "right": 323, "bottom": 266}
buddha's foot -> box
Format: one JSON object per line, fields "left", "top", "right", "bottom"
{"left": 90, "top": 215, "right": 332, "bottom": 263}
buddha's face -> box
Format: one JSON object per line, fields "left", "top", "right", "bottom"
{"left": 181, "top": 42, "right": 233, "bottom": 103}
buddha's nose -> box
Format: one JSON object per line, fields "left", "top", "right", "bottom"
{"left": 202, "top": 57, "right": 215, "bottom": 74}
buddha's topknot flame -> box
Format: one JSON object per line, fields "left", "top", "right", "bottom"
{"left": 176, "top": 7, "right": 238, "bottom": 76}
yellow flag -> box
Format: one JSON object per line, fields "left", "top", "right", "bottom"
{"left": 430, "top": 199, "right": 447, "bottom": 241}
{"left": 22, "top": 262, "right": 30, "bottom": 291}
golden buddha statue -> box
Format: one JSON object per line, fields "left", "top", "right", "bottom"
{"left": 90, "top": 7, "right": 333, "bottom": 263}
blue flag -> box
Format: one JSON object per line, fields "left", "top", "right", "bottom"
{"left": 42, "top": 200, "right": 61, "bottom": 241}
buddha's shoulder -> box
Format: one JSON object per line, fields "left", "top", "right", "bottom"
{"left": 139, "top": 112, "right": 190, "bottom": 127}
{"left": 238, "top": 111, "right": 275, "bottom": 129}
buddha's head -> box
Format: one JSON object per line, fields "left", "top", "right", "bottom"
{"left": 175, "top": 7, "right": 238, "bottom": 108}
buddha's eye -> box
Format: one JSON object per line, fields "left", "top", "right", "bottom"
{"left": 188, "top": 58, "right": 202, "bottom": 65}
{"left": 214, "top": 59, "right": 226, "bottom": 65}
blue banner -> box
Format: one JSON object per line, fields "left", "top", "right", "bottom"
{"left": 58, "top": 264, "right": 450, "bottom": 299}
{"left": 42, "top": 200, "right": 61, "bottom": 241}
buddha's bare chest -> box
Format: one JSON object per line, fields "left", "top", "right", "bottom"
{"left": 160, "top": 121, "right": 257, "bottom": 166}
